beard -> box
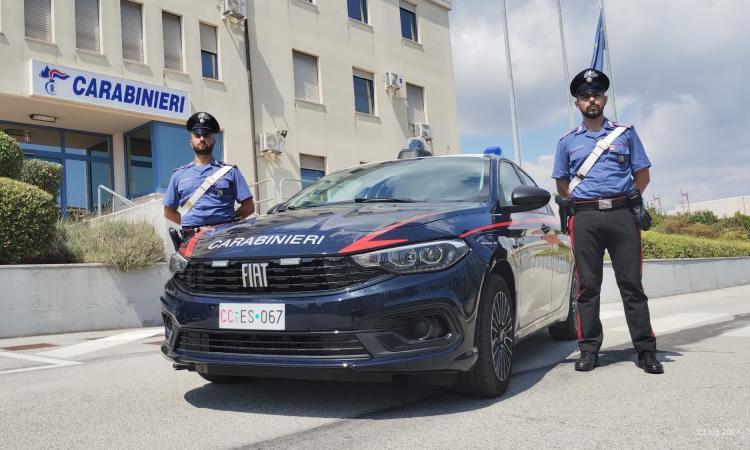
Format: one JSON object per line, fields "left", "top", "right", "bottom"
{"left": 192, "top": 141, "right": 214, "bottom": 155}
{"left": 582, "top": 104, "right": 603, "bottom": 119}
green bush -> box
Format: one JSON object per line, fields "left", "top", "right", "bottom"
{"left": 64, "top": 220, "right": 164, "bottom": 271}
{"left": 0, "top": 131, "right": 23, "bottom": 179}
{"left": 642, "top": 231, "right": 750, "bottom": 259}
{"left": 661, "top": 221, "right": 721, "bottom": 239}
{"left": 0, "top": 177, "right": 58, "bottom": 264}
{"left": 723, "top": 212, "right": 750, "bottom": 235}
{"left": 20, "top": 159, "right": 62, "bottom": 195}
{"left": 686, "top": 210, "right": 719, "bottom": 225}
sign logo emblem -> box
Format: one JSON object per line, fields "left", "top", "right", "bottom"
{"left": 241, "top": 263, "right": 269, "bottom": 289}
{"left": 39, "top": 65, "right": 70, "bottom": 95}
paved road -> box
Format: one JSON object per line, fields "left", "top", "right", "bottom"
{"left": 1, "top": 285, "right": 749, "bottom": 449}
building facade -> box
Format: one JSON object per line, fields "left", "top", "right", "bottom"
{"left": 0, "top": 0, "right": 458, "bottom": 214}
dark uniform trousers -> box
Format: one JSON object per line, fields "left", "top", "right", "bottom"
{"left": 569, "top": 206, "right": 656, "bottom": 354}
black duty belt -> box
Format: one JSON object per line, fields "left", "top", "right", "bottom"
{"left": 573, "top": 197, "right": 629, "bottom": 211}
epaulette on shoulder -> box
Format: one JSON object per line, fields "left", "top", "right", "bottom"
{"left": 559, "top": 127, "right": 577, "bottom": 141}
{"left": 612, "top": 121, "right": 633, "bottom": 129}
{"left": 172, "top": 163, "right": 191, "bottom": 173}
{"left": 216, "top": 160, "right": 238, "bottom": 168}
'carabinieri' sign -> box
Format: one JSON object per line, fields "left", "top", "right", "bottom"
{"left": 30, "top": 60, "right": 190, "bottom": 120}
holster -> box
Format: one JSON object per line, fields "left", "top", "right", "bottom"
{"left": 627, "top": 190, "right": 652, "bottom": 231}
{"left": 555, "top": 195, "right": 575, "bottom": 234}
{"left": 168, "top": 227, "right": 184, "bottom": 252}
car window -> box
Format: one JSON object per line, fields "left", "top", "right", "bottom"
{"left": 498, "top": 161, "right": 524, "bottom": 206}
{"left": 513, "top": 163, "right": 555, "bottom": 215}
{"left": 287, "top": 157, "right": 491, "bottom": 208}
{"left": 515, "top": 166, "right": 537, "bottom": 187}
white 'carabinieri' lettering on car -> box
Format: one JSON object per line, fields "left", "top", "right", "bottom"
{"left": 207, "top": 235, "right": 326, "bottom": 249}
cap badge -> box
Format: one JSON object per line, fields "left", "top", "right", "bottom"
{"left": 584, "top": 70, "right": 597, "bottom": 83}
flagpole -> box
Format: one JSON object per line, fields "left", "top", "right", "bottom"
{"left": 500, "top": 0, "right": 521, "bottom": 165}
{"left": 598, "top": 0, "right": 618, "bottom": 121}
{"left": 556, "top": 0, "right": 574, "bottom": 129}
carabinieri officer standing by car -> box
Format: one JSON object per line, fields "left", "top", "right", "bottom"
{"left": 164, "top": 112, "right": 255, "bottom": 231}
{"left": 552, "top": 68, "right": 663, "bottom": 375}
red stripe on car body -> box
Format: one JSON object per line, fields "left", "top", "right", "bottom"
{"left": 339, "top": 211, "right": 444, "bottom": 254}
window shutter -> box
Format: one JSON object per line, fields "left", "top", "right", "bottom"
{"left": 25, "top": 0, "right": 52, "bottom": 42}
{"left": 75, "top": 0, "right": 100, "bottom": 51}
{"left": 300, "top": 155, "right": 326, "bottom": 173}
{"left": 406, "top": 84, "right": 425, "bottom": 124}
{"left": 293, "top": 51, "right": 320, "bottom": 102}
{"left": 200, "top": 23, "right": 217, "bottom": 54}
{"left": 162, "top": 12, "right": 183, "bottom": 71}
{"left": 121, "top": 1, "right": 144, "bottom": 62}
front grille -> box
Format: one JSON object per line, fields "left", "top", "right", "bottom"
{"left": 174, "top": 256, "right": 384, "bottom": 294}
{"left": 176, "top": 330, "right": 370, "bottom": 358}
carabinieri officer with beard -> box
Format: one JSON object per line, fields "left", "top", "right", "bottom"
{"left": 552, "top": 69, "right": 663, "bottom": 375}
{"left": 164, "top": 112, "right": 254, "bottom": 230}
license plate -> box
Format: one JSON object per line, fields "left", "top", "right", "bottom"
{"left": 218, "top": 303, "right": 285, "bottom": 330}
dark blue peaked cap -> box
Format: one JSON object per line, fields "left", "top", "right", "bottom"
{"left": 570, "top": 68, "right": 610, "bottom": 97}
{"left": 186, "top": 112, "right": 220, "bottom": 135}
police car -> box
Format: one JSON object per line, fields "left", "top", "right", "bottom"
{"left": 161, "top": 154, "right": 576, "bottom": 397}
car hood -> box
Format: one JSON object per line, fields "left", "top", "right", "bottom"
{"left": 183, "top": 203, "right": 485, "bottom": 258}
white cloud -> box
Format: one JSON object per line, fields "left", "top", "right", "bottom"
{"left": 451, "top": 0, "right": 750, "bottom": 204}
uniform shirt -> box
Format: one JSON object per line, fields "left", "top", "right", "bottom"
{"left": 164, "top": 159, "right": 252, "bottom": 227}
{"left": 551, "top": 119, "right": 651, "bottom": 200}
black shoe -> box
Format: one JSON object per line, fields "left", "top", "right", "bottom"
{"left": 575, "top": 351, "right": 599, "bottom": 371}
{"left": 637, "top": 351, "right": 664, "bottom": 374}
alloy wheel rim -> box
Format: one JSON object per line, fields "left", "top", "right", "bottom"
{"left": 490, "top": 290, "right": 513, "bottom": 382}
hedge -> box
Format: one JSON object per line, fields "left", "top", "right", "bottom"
{"left": 64, "top": 220, "right": 165, "bottom": 271}
{"left": 0, "top": 177, "right": 58, "bottom": 264}
{"left": 0, "top": 131, "right": 23, "bottom": 179}
{"left": 642, "top": 231, "right": 750, "bottom": 259}
{"left": 20, "top": 159, "right": 62, "bottom": 195}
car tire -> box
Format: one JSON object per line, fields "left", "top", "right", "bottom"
{"left": 456, "top": 274, "right": 515, "bottom": 398}
{"left": 548, "top": 273, "right": 579, "bottom": 341}
{"left": 197, "top": 372, "right": 253, "bottom": 384}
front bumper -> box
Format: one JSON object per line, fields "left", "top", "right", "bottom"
{"left": 160, "top": 251, "right": 486, "bottom": 377}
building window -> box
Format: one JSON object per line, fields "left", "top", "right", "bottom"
{"left": 76, "top": 0, "right": 100, "bottom": 52}
{"left": 400, "top": 2, "right": 418, "bottom": 42}
{"left": 300, "top": 155, "right": 325, "bottom": 189}
{"left": 121, "top": 0, "right": 144, "bottom": 63}
{"left": 2, "top": 122, "right": 113, "bottom": 215}
{"left": 25, "top": 0, "right": 52, "bottom": 42}
{"left": 162, "top": 12, "right": 183, "bottom": 71}
{"left": 353, "top": 69, "right": 375, "bottom": 115}
{"left": 293, "top": 51, "right": 320, "bottom": 103}
{"left": 406, "top": 83, "right": 426, "bottom": 125}
{"left": 348, "top": 0, "right": 368, "bottom": 23}
{"left": 200, "top": 23, "right": 219, "bottom": 79}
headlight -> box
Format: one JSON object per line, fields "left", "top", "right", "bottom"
{"left": 351, "top": 240, "right": 469, "bottom": 274}
{"left": 168, "top": 252, "right": 189, "bottom": 273}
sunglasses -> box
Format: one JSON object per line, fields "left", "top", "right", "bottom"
{"left": 576, "top": 92, "right": 604, "bottom": 101}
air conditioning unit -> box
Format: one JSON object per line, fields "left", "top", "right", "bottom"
{"left": 222, "top": 0, "right": 247, "bottom": 19}
{"left": 413, "top": 122, "right": 432, "bottom": 140}
{"left": 260, "top": 132, "right": 285, "bottom": 155}
{"left": 384, "top": 72, "right": 405, "bottom": 91}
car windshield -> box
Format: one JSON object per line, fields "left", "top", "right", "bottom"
{"left": 285, "top": 157, "right": 490, "bottom": 209}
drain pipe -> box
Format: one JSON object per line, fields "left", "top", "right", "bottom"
{"left": 243, "top": 17, "right": 260, "bottom": 189}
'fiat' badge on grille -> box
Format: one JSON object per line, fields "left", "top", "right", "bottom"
{"left": 211, "top": 260, "right": 229, "bottom": 268}
{"left": 241, "top": 263, "right": 269, "bottom": 288}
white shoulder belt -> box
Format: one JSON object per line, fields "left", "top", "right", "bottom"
{"left": 177, "top": 165, "right": 233, "bottom": 216}
{"left": 569, "top": 126, "right": 627, "bottom": 195}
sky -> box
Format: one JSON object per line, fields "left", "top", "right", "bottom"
{"left": 449, "top": 0, "right": 750, "bottom": 212}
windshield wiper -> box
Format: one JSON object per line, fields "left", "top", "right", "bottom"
{"left": 354, "top": 197, "right": 423, "bottom": 203}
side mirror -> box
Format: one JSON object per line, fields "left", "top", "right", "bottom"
{"left": 500, "top": 186, "right": 551, "bottom": 213}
